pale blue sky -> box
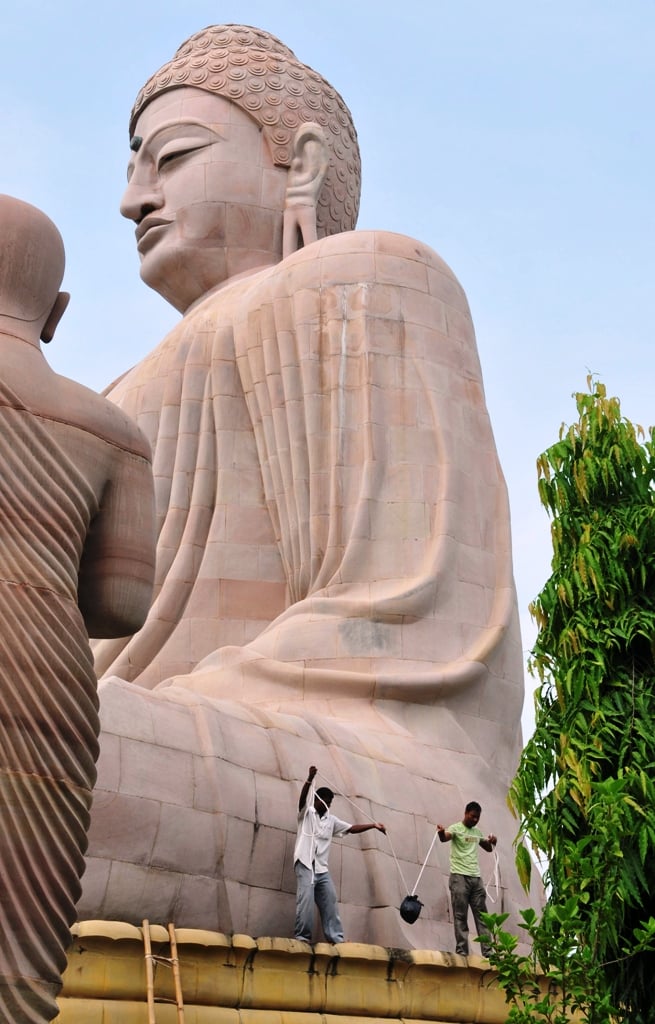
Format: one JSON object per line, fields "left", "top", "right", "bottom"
{"left": 3, "top": 1, "right": 654, "bottom": 736}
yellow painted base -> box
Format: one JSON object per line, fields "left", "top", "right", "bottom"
{"left": 54, "top": 921, "right": 515, "bottom": 1023}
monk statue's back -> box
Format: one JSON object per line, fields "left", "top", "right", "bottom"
{"left": 0, "top": 195, "right": 155, "bottom": 1021}
{"left": 83, "top": 26, "right": 535, "bottom": 949}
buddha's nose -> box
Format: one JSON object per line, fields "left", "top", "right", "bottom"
{"left": 120, "top": 171, "right": 163, "bottom": 223}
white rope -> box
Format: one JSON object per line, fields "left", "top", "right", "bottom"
{"left": 314, "top": 769, "right": 445, "bottom": 897}
{"left": 314, "top": 769, "right": 412, "bottom": 892}
{"left": 310, "top": 770, "right": 501, "bottom": 922}
{"left": 411, "top": 827, "right": 440, "bottom": 894}
{"left": 484, "top": 847, "right": 501, "bottom": 904}
{"left": 298, "top": 778, "right": 327, "bottom": 882}
{"left": 314, "top": 770, "right": 373, "bottom": 819}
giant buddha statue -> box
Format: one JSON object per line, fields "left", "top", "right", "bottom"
{"left": 82, "top": 25, "right": 533, "bottom": 949}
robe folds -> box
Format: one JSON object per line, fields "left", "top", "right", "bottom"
{"left": 95, "top": 230, "right": 523, "bottom": 715}
{"left": 0, "top": 381, "right": 98, "bottom": 1022}
{"left": 85, "top": 231, "right": 534, "bottom": 947}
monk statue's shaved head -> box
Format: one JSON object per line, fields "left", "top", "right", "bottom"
{"left": 0, "top": 194, "right": 64, "bottom": 325}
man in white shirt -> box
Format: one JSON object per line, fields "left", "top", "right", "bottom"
{"left": 294, "top": 766, "right": 386, "bottom": 943}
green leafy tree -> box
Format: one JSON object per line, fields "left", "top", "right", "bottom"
{"left": 487, "top": 378, "right": 655, "bottom": 1022}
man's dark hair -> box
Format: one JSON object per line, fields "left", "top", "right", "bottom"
{"left": 465, "top": 800, "right": 482, "bottom": 814}
{"left": 316, "top": 787, "right": 334, "bottom": 805}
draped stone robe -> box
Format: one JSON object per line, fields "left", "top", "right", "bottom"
{"left": 86, "top": 231, "right": 532, "bottom": 949}
{"left": 0, "top": 371, "right": 153, "bottom": 1022}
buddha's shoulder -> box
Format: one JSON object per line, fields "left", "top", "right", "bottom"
{"left": 252, "top": 230, "right": 468, "bottom": 304}
{"left": 301, "top": 229, "right": 456, "bottom": 275}
{"left": 187, "top": 230, "right": 470, "bottom": 326}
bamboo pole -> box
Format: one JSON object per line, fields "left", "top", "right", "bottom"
{"left": 142, "top": 920, "right": 157, "bottom": 1024}
{"left": 167, "top": 923, "right": 185, "bottom": 1024}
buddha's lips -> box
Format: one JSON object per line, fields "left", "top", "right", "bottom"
{"left": 136, "top": 216, "right": 171, "bottom": 244}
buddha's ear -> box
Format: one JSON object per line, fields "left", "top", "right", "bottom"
{"left": 282, "top": 123, "right": 329, "bottom": 258}
{"left": 40, "top": 291, "right": 70, "bottom": 343}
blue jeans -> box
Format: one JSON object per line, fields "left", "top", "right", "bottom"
{"left": 294, "top": 862, "right": 344, "bottom": 943}
{"left": 449, "top": 873, "right": 490, "bottom": 956}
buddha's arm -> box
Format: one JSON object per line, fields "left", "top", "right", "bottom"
{"left": 188, "top": 231, "right": 523, "bottom": 704}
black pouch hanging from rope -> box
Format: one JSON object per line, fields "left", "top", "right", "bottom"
{"left": 397, "top": 826, "right": 440, "bottom": 924}
{"left": 399, "top": 894, "right": 423, "bottom": 924}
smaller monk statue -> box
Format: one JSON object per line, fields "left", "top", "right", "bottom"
{"left": 0, "top": 194, "right": 156, "bottom": 1022}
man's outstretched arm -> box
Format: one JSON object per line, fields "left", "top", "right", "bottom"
{"left": 347, "top": 822, "right": 386, "bottom": 835}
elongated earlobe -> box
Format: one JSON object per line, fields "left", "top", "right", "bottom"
{"left": 41, "top": 291, "right": 70, "bottom": 343}
{"left": 283, "top": 123, "right": 329, "bottom": 258}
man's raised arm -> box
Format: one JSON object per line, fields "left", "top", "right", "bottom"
{"left": 298, "top": 766, "right": 317, "bottom": 812}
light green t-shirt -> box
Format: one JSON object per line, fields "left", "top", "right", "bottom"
{"left": 448, "top": 821, "right": 483, "bottom": 876}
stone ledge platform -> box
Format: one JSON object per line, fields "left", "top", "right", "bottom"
{"left": 55, "top": 921, "right": 511, "bottom": 1023}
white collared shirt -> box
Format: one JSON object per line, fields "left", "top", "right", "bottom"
{"left": 294, "top": 805, "right": 351, "bottom": 874}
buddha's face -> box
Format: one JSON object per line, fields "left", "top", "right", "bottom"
{"left": 121, "top": 88, "right": 288, "bottom": 312}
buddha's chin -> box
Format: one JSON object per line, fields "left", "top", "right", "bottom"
{"left": 138, "top": 247, "right": 227, "bottom": 314}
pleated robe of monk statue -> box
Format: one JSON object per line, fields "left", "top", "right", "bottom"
{"left": 0, "top": 195, "right": 155, "bottom": 1022}
{"left": 83, "top": 25, "right": 539, "bottom": 950}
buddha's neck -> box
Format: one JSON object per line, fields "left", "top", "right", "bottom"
{"left": 184, "top": 262, "right": 278, "bottom": 316}
{"left": 0, "top": 329, "right": 41, "bottom": 351}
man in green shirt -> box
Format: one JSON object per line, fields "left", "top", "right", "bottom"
{"left": 437, "top": 802, "right": 497, "bottom": 957}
